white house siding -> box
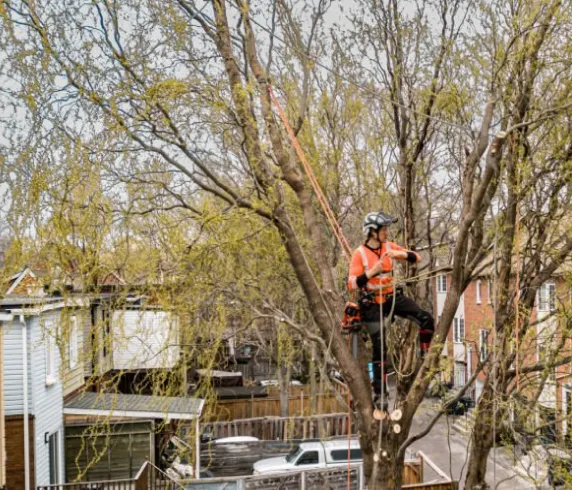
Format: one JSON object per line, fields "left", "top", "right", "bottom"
{"left": 453, "top": 293, "right": 466, "bottom": 362}
{"left": 30, "top": 312, "right": 65, "bottom": 485}
{"left": 2, "top": 318, "right": 33, "bottom": 415}
{"left": 435, "top": 281, "right": 466, "bottom": 362}
{"left": 0, "top": 324, "right": 5, "bottom": 488}
{"left": 112, "top": 310, "right": 180, "bottom": 370}
{"left": 62, "top": 309, "right": 86, "bottom": 398}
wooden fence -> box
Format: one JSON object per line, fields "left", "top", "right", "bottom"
{"left": 207, "top": 392, "right": 347, "bottom": 421}
{"left": 202, "top": 412, "right": 356, "bottom": 440}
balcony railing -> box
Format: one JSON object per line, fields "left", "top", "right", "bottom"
{"left": 37, "top": 462, "right": 176, "bottom": 490}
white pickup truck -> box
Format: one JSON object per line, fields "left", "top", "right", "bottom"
{"left": 252, "top": 439, "right": 362, "bottom": 475}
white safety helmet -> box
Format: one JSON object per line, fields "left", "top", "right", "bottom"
{"left": 362, "top": 211, "right": 398, "bottom": 235}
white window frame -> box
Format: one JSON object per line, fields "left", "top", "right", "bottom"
{"left": 45, "top": 321, "right": 56, "bottom": 386}
{"left": 437, "top": 275, "right": 447, "bottom": 294}
{"left": 479, "top": 329, "right": 488, "bottom": 362}
{"left": 453, "top": 317, "right": 465, "bottom": 344}
{"left": 476, "top": 280, "right": 482, "bottom": 304}
{"left": 538, "top": 282, "right": 556, "bottom": 312}
{"left": 487, "top": 280, "right": 492, "bottom": 304}
{"left": 68, "top": 315, "right": 79, "bottom": 369}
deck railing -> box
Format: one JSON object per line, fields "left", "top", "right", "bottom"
{"left": 37, "top": 461, "right": 176, "bottom": 490}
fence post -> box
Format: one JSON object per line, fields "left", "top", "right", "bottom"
{"left": 237, "top": 477, "right": 246, "bottom": 490}
{"left": 300, "top": 471, "right": 306, "bottom": 490}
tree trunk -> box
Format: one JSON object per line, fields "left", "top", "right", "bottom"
{"left": 360, "top": 430, "right": 406, "bottom": 490}
{"left": 310, "top": 343, "right": 318, "bottom": 413}
{"left": 277, "top": 363, "right": 290, "bottom": 418}
{"left": 464, "top": 387, "right": 495, "bottom": 490}
{"left": 464, "top": 422, "right": 493, "bottom": 490}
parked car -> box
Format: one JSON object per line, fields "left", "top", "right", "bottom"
{"left": 440, "top": 387, "right": 474, "bottom": 416}
{"left": 252, "top": 439, "right": 362, "bottom": 475}
{"left": 213, "top": 436, "right": 260, "bottom": 444}
{"left": 257, "top": 379, "right": 303, "bottom": 387}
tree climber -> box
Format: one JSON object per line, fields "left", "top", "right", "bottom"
{"left": 348, "top": 211, "right": 435, "bottom": 412}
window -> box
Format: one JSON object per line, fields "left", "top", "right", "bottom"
{"left": 330, "top": 449, "right": 363, "bottom": 462}
{"left": 476, "top": 280, "right": 482, "bottom": 304}
{"left": 454, "top": 362, "right": 466, "bottom": 387}
{"left": 48, "top": 432, "right": 60, "bottom": 484}
{"left": 286, "top": 446, "right": 303, "bottom": 463}
{"left": 296, "top": 451, "right": 319, "bottom": 465}
{"left": 538, "top": 283, "right": 556, "bottom": 311}
{"left": 453, "top": 318, "right": 465, "bottom": 343}
{"left": 479, "top": 329, "right": 489, "bottom": 362}
{"left": 45, "top": 323, "right": 56, "bottom": 386}
{"left": 437, "top": 275, "right": 447, "bottom": 293}
{"left": 68, "top": 316, "right": 79, "bottom": 369}
{"left": 487, "top": 280, "right": 493, "bottom": 304}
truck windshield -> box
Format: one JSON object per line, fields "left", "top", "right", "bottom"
{"left": 286, "top": 446, "right": 303, "bottom": 463}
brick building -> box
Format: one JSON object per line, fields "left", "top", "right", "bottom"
{"left": 435, "top": 270, "right": 571, "bottom": 439}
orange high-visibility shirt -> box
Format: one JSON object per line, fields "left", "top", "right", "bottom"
{"left": 347, "top": 242, "right": 420, "bottom": 303}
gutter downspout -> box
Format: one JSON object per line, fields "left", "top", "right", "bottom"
{"left": 20, "top": 314, "right": 31, "bottom": 490}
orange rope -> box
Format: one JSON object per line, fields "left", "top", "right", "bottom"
{"left": 347, "top": 336, "right": 352, "bottom": 490}
{"left": 267, "top": 85, "right": 353, "bottom": 262}
{"left": 269, "top": 83, "right": 353, "bottom": 490}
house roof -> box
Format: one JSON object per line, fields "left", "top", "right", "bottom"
{"left": 64, "top": 392, "right": 204, "bottom": 420}
{"left": 0, "top": 295, "right": 89, "bottom": 314}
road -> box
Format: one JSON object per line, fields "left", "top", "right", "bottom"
{"left": 408, "top": 400, "right": 538, "bottom": 489}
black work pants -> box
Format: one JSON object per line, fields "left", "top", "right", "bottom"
{"left": 363, "top": 294, "right": 434, "bottom": 395}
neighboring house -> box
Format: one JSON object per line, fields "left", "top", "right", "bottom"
{"left": 0, "top": 295, "right": 88, "bottom": 489}
{"left": 0, "top": 315, "right": 6, "bottom": 490}
{"left": 434, "top": 273, "right": 470, "bottom": 391}
{"left": 435, "top": 270, "right": 571, "bottom": 440}
{"left": 86, "top": 296, "right": 181, "bottom": 394}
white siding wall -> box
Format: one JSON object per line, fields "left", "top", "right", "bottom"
{"left": 62, "top": 310, "right": 86, "bottom": 398}
{"left": 30, "top": 312, "right": 65, "bottom": 485}
{"left": 2, "top": 318, "right": 33, "bottom": 415}
{"left": 112, "top": 310, "right": 180, "bottom": 370}
{"left": 435, "top": 280, "right": 466, "bottom": 362}
{"left": 0, "top": 324, "right": 5, "bottom": 488}
{"left": 2, "top": 313, "right": 65, "bottom": 484}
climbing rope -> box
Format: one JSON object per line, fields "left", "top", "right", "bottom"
{"left": 267, "top": 85, "right": 353, "bottom": 262}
